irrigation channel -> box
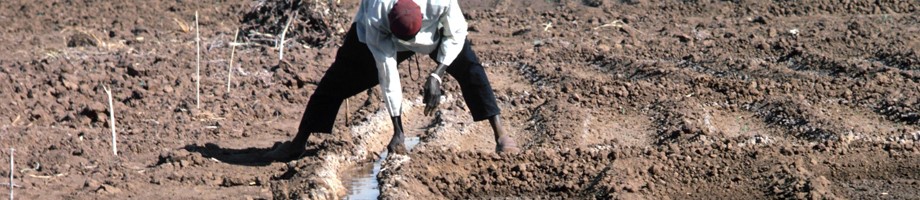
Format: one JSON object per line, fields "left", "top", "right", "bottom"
{"left": 345, "top": 137, "right": 420, "bottom": 199}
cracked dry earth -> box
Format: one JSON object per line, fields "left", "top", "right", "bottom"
{"left": 1, "top": 0, "right": 919, "bottom": 199}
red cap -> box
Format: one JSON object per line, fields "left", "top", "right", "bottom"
{"left": 388, "top": 0, "right": 422, "bottom": 41}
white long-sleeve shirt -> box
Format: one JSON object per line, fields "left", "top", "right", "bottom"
{"left": 355, "top": 0, "right": 468, "bottom": 117}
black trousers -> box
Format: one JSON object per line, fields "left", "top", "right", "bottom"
{"left": 297, "top": 24, "right": 501, "bottom": 133}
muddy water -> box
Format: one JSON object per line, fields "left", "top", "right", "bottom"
{"left": 345, "top": 137, "right": 420, "bottom": 200}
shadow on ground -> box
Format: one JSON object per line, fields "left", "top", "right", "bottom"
{"left": 182, "top": 142, "right": 319, "bottom": 166}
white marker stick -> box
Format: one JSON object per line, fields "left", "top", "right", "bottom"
{"left": 103, "top": 86, "right": 117, "bottom": 156}
{"left": 195, "top": 11, "right": 201, "bottom": 109}
{"left": 278, "top": 12, "right": 295, "bottom": 61}
{"left": 9, "top": 148, "right": 13, "bottom": 200}
{"left": 227, "top": 29, "right": 239, "bottom": 93}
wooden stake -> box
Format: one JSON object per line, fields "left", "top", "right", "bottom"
{"left": 195, "top": 11, "right": 201, "bottom": 109}
{"left": 227, "top": 29, "right": 239, "bottom": 93}
{"left": 103, "top": 86, "right": 117, "bottom": 156}
{"left": 8, "top": 148, "right": 13, "bottom": 200}
{"left": 278, "top": 12, "right": 296, "bottom": 61}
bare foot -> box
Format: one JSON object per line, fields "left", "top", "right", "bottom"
{"left": 261, "top": 141, "right": 305, "bottom": 162}
{"left": 387, "top": 136, "right": 408, "bottom": 155}
{"left": 496, "top": 136, "right": 520, "bottom": 153}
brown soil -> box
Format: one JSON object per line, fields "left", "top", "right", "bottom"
{"left": 1, "top": 0, "right": 918, "bottom": 199}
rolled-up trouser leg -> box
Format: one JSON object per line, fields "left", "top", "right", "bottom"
{"left": 431, "top": 39, "right": 501, "bottom": 121}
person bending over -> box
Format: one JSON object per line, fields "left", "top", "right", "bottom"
{"left": 264, "top": 0, "right": 519, "bottom": 161}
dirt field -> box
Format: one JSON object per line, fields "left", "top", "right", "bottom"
{"left": 1, "top": 0, "right": 919, "bottom": 199}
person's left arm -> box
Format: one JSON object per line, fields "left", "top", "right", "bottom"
{"left": 423, "top": 0, "right": 468, "bottom": 115}
{"left": 432, "top": 0, "right": 467, "bottom": 76}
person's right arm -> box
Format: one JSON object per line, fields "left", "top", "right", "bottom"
{"left": 361, "top": 1, "right": 403, "bottom": 117}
